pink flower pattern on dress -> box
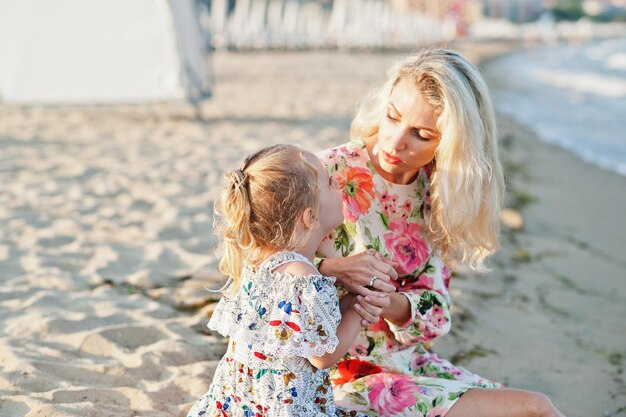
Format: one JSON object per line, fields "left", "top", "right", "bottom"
{"left": 367, "top": 374, "right": 420, "bottom": 416}
{"left": 403, "top": 273, "right": 435, "bottom": 291}
{"left": 341, "top": 146, "right": 367, "bottom": 161}
{"left": 349, "top": 332, "right": 371, "bottom": 357}
{"left": 441, "top": 265, "right": 452, "bottom": 289}
{"left": 411, "top": 354, "right": 430, "bottom": 370}
{"left": 326, "top": 148, "right": 341, "bottom": 165}
{"left": 381, "top": 192, "right": 399, "bottom": 218}
{"left": 383, "top": 218, "right": 429, "bottom": 275}
{"left": 401, "top": 199, "right": 413, "bottom": 218}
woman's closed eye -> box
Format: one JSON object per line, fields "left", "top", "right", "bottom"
{"left": 412, "top": 129, "right": 431, "bottom": 141}
{"left": 387, "top": 107, "right": 437, "bottom": 141}
{"left": 386, "top": 112, "right": 399, "bottom": 124}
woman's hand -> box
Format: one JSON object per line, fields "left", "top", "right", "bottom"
{"left": 319, "top": 249, "right": 398, "bottom": 297}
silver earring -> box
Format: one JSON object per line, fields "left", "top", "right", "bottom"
{"left": 373, "top": 144, "right": 379, "bottom": 156}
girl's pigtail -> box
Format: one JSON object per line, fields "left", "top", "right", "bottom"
{"left": 214, "top": 168, "right": 256, "bottom": 294}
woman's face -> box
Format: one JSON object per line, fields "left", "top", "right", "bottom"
{"left": 314, "top": 157, "right": 344, "bottom": 233}
{"left": 374, "top": 77, "right": 441, "bottom": 184}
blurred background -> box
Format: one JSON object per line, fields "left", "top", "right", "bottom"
{"left": 0, "top": 1, "right": 625, "bottom": 416}
{"left": 199, "top": 0, "right": 626, "bottom": 49}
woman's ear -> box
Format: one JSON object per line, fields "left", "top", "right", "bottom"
{"left": 301, "top": 207, "right": 319, "bottom": 230}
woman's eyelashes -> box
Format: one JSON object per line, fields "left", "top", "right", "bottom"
{"left": 387, "top": 111, "right": 430, "bottom": 142}
{"left": 412, "top": 129, "right": 430, "bottom": 141}
{"left": 386, "top": 112, "right": 399, "bottom": 124}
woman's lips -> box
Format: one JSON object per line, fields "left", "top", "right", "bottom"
{"left": 382, "top": 150, "right": 402, "bottom": 165}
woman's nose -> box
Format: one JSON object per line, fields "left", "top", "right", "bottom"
{"left": 388, "top": 127, "right": 409, "bottom": 151}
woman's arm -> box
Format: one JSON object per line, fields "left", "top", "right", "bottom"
{"left": 386, "top": 289, "right": 451, "bottom": 345}
{"left": 380, "top": 292, "right": 411, "bottom": 325}
{"left": 355, "top": 287, "right": 451, "bottom": 345}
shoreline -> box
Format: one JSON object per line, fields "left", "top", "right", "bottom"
{"left": 481, "top": 38, "right": 626, "bottom": 180}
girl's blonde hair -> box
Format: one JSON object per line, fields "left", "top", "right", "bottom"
{"left": 214, "top": 144, "right": 320, "bottom": 292}
{"left": 352, "top": 49, "right": 505, "bottom": 272}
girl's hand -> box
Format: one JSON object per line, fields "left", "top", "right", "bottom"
{"left": 354, "top": 293, "right": 391, "bottom": 327}
{"left": 320, "top": 249, "right": 398, "bottom": 297}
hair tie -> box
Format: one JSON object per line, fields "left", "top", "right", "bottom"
{"left": 235, "top": 169, "right": 247, "bottom": 183}
{"left": 230, "top": 169, "right": 248, "bottom": 188}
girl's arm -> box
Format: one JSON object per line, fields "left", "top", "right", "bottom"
{"left": 348, "top": 291, "right": 410, "bottom": 326}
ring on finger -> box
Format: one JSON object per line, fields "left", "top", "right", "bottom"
{"left": 369, "top": 276, "right": 378, "bottom": 287}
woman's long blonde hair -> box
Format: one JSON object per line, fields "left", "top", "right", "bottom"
{"left": 352, "top": 49, "right": 505, "bottom": 272}
{"left": 213, "top": 144, "right": 320, "bottom": 292}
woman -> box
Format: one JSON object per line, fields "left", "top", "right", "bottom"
{"left": 316, "top": 49, "right": 565, "bottom": 417}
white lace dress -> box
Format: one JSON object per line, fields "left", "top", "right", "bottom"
{"left": 187, "top": 251, "right": 364, "bottom": 417}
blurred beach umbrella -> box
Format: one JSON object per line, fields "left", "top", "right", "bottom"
{"left": 204, "top": 0, "right": 452, "bottom": 50}
{"left": 0, "top": 0, "right": 212, "bottom": 104}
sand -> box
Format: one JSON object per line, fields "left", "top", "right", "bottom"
{"left": 0, "top": 44, "right": 624, "bottom": 417}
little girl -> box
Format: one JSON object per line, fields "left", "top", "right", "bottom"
{"left": 187, "top": 144, "right": 377, "bottom": 416}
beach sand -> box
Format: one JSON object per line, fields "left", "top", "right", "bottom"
{"left": 0, "top": 45, "right": 624, "bottom": 417}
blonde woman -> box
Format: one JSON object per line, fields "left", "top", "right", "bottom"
{"left": 316, "top": 49, "right": 566, "bottom": 417}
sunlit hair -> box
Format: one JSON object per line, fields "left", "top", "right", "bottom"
{"left": 214, "top": 144, "right": 320, "bottom": 293}
{"left": 351, "top": 49, "right": 505, "bottom": 272}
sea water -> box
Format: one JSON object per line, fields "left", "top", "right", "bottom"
{"left": 485, "top": 38, "right": 626, "bottom": 176}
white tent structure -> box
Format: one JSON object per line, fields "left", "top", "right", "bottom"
{"left": 0, "top": 0, "right": 212, "bottom": 104}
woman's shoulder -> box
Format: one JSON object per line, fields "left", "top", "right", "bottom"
{"left": 316, "top": 139, "right": 369, "bottom": 168}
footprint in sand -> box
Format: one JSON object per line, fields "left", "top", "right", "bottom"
{"left": 31, "top": 361, "right": 134, "bottom": 387}
{"left": 0, "top": 399, "right": 30, "bottom": 416}
{"left": 45, "top": 314, "right": 129, "bottom": 335}
{"left": 80, "top": 326, "right": 166, "bottom": 356}
{"left": 52, "top": 388, "right": 130, "bottom": 407}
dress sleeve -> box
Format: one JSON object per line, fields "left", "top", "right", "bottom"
{"left": 386, "top": 287, "right": 452, "bottom": 345}
{"left": 263, "top": 273, "right": 341, "bottom": 358}
{"left": 206, "top": 284, "right": 242, "bottom": 338}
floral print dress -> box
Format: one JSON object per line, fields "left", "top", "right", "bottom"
{"left": 187, "top": 251, "right": 365, "bottom": 417}
{"left": 316, "top": 140, "right": 501, "bottom": 417}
